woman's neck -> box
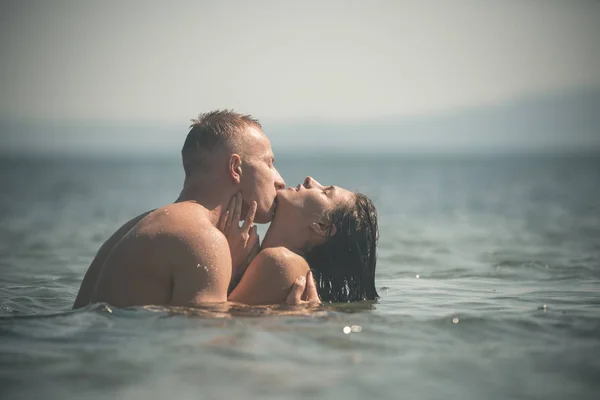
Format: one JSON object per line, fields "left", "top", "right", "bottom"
{"left": 261, "top": 219, "right": 306, "bottom": 256}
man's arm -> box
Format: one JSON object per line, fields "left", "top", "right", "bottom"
{"left": 168, "top": 228, "right": 233, "bottom": 306}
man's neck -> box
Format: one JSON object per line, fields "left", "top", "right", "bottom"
{"left": 176, "top": 174, "right": 236, "bottom": 227}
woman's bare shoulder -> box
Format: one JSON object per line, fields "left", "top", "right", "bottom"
{"left": 258, "top": 247, "right": 307, "bottom": 265}
{"left": 228, "top": 247, "right": 310, "bottom": 305}
{"left": 254, "top": 247, "right": 310, "bottom": 279}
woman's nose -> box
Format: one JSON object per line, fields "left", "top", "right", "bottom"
{"left": 303, "top": 176, "right": 322, "bottom": 189}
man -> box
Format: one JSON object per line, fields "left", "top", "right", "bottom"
{"left": 73, "top": 110, "right": 317, "bottom": 309}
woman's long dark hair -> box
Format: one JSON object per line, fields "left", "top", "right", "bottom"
{"left": 304, "top": 193, "right": 379, "bottom": 302}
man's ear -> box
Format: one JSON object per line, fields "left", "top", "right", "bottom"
{"left": 310, "top": 221, "right": 337, "bottom": 237}
{"left": 229, "top": 154, "right": 242, "bottom": 184}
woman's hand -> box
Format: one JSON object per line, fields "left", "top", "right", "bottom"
{"left": 218, "top": 193, "right": 260, "bottom": 281}
{"left": 286, "top": 271, "right": 320, "bottom": 305}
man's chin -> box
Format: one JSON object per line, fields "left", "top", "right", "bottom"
{"left": 253, "top": 207, "right": 274, "bottom": 224}
{"left": 253, "top": 213, "right": 271, "bottom": 224}
{"left": 258, "top": 196, "right": 282, "bottom": 224}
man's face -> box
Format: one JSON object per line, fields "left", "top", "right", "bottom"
{"left": 239, "top": 127, "right": 285, "bottom": 223}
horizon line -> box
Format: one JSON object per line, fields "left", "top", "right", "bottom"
{"left": 1, "top": 85, "right": 599, "bottom": 128}
{"left": 2, "top": 147, "right": 600, "bottom": 161}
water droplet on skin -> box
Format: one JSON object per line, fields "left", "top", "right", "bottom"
{"left": 343, "top": 326, "right": 351, "bottom": 334}
{"left": 452, "top": 318, "right": 459, "bottom": 324}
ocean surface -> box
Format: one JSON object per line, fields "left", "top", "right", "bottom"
{"left": 1, "top": 153, "right": 599, "bottom": 399}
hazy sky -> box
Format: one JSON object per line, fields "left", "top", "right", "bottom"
{"left": 1, "top": 0, "right": 599, "bottom": 126}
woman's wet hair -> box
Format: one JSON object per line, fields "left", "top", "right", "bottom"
{"left": 304, "top": 193, "right": 379, "bottom": 302}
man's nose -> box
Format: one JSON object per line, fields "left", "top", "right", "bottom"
{"left": 274, "top": 169, "right": 285, "bottom": 190}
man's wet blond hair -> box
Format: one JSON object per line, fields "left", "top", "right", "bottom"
{"left": 182, "top": 110, "right": 262, "bottom": 177}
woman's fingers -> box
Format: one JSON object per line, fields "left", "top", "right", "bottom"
{"left": 286, "top": 275, "right": 306, "bottom": 305}
{"left": 217, "top": 210, "right": 228, "bottom": 232}
{"left": 224, "top": 194, "right": 237, "bottom": 232}
{"left": 247, "top": 225, "right": 259, "bottom": 248}
{"left": 232, "top": 193, "right": 242, "bottom": 227}
{"left": 304, "top": 271, "right": 320, "bottom": 304}
{"left": 219, "top": 194, "right": 236, "bottom": 232}
{"left": 285, "top": 271, "right": 321, "bottom": 306}
{"left": 241, "top": 201, "right": 257, "bottom": 232}
{"left": 245, "top": 226, "right": 260, "bottom": 261}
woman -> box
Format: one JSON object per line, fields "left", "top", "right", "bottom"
{"left": 224, "top": 176, "right": 378, "bottom": 305}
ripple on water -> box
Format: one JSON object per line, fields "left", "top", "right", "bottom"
{"left": 2, "top": 155, "right": 600, "bottom": 399}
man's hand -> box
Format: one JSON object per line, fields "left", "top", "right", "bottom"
{"left": 218, "top": 193, "right": 260, "bottom": 281}
{"left": 286, "top": 271, "right": 320, "bottom": 305}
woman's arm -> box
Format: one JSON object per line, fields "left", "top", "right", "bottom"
{"left": 228, "top": 247, "right": 311, "bottom": 305}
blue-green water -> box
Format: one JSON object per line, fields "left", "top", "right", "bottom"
{"left": 1, "top": 153, "right": 599, "bottom": 399}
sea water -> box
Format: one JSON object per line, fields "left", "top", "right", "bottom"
{"left": 1, "top": 153, "right": 599, "bottom": 399}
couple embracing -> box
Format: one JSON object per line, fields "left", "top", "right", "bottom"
{"left": 73, "top": 110, "right": 378, "bottom": 310}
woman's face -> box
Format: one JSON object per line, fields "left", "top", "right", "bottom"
{"left": 275, "top": 176, "right": 354, "bottom": 226}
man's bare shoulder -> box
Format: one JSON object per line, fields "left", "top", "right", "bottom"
{"left": 88, "top": 202, "right": 231, "bottom": 307}
{"left": 101, "top": 211, "right": 153, "bottom": 251}
{"left": 141, "top": 203, "right": 232, "bottom": 305}
{"left": 135, "top": 202, "right": 213, "bottom": 237}
{"left": 135, "top": 202, "right": 228, "bottom": 262}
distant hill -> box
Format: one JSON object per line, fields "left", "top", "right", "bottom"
{"left": 269, "top": 88, "right": 600, "bottom": 155}
{"left": 1, "top": 88, "right": 599, "bottom": 157}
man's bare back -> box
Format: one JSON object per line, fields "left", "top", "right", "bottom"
{"left": 73, "top": 202, "right": 232, "bottom": 309}
{"left": 73, "top": 211, "right": 150, "bottom": 308}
